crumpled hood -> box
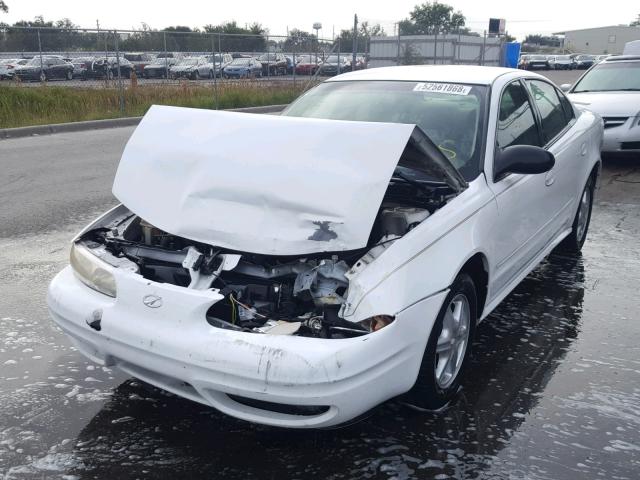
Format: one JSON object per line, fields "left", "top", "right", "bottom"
{"left": 112, "top": 105, "right": 465, "bottom": 255}
{"left": 568, "top": 92, "right": 640, "bottom": 117}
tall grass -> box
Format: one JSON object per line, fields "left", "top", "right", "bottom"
{"left": 0, "top": 81, "right": 307, "bottom": 129}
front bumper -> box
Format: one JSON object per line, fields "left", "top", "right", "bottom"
{"left": 602, "top": 116, "right": 640, "bottom": 154}
{"left": 48, "top": 266, "right": 446, "bottom": 428}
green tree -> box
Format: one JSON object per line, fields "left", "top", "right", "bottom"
{"left": 0, "top": 1, "right": 8, "bottom": 13}
{"left": 631, "top": 14, "right": 640, "bottom": 26}
{"left": 334, "top": 22, "right": 385, "bottom": 53}
{"left": 400, "top": 1, "right": 465, "bottom": 35}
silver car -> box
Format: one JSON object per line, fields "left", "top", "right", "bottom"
{"left": 565, "top": 56, "right": 640, "bottom": 156}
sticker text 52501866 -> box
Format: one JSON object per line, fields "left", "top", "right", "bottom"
{"left": 413, "top": 82, "right": 472, "bottom": 95}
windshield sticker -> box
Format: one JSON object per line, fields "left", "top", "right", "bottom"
{"left": 414, "top": 82, "right": 472, "bottom": 95}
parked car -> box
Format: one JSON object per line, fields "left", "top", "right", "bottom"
{"left": 222, "top": 57, "right": 263, "bottom": 78}
{"left": 517, "top": 54, "right": 530, "bottom": 69}
{"left": 47, "top": 65, "right": 602, "bottom": 429}
{"left": 12, "top": 56, "right": 74, "bottom": 82}
{"left": 0, "top": 58, "right": 27, "bottom": 79}
{"left": 64, "top": 56, "right": 93, "bottom": 78}
{"left": 564, "top": 55, "right": 640, "bottom": 156}
{"left": 170, "top": 57, "right": 212, "bottom": 80}
{"left": 548, "top": 55, "right": 574, "bottom": 70}
{"left": 318, "top": 55, "right": 352, "bottom": 76}
{"left": 257, "top": 53, "right": 287, "bottom": 75}
{"left": 523, "top": 54, "right": 550, "bottom": 70}
{"left": 82, "top": 57, "right": 133, "bottom": 80}
{"left": 207, "top": 53, "right": 233, "bottom": 77}
{"left": 573, "top": 54, "right": 595, "bottom": 69}
{"left": 294, "top": 54, "right": 320, "bottom": 75}
{"left": 594, "top": 54, "right": 610, "bottom": 64}
{"left": 143, "top": 57, "right": 178, "bottom": 78}
{"left": 124, "top": 53, "right": 155, "bottom": 76}
{"left": 284, "top": 56, "right": 295, "bottom": 74}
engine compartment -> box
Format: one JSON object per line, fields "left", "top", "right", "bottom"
{"left": 79, "top": 168, "right": 455, "bottom": 338}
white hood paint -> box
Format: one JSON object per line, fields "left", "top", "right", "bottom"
{"left": 113, "top": 105, "right": 419, "bottom": 255}
{"left": 568, "top": 91, "right": 640, "bottom": 117}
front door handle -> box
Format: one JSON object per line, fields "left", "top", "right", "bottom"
{"left": 580, "top": 142, "right": 588, "bottom": 156}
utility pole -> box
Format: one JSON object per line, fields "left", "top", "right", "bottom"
{"left": 352, "top": 14, "right": 358, "bottom": 68}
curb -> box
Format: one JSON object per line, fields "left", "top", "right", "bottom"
{"left": 0, "top": 104, "right": 287, "bottom": 140}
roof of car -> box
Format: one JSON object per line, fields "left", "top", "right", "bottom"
{"left": 327, "top": 65, "right": 527, "bottom": 85}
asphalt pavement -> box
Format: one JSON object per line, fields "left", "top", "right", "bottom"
{"left": 0, "top": 126, "right": 639, "bottom": 479}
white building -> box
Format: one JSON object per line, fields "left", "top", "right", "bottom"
{"left": 555, "top": 25, "right": 640, "bottom": 54}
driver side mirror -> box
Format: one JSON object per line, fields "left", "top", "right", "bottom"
{"left": 560, "top": 83, "right": 572, "bottom": 92}
{"left": 494, "top": 145, "right": 555, "bottom": 182}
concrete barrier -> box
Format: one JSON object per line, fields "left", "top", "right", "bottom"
{"left": 0, "top": 104, "right": 287, "bottom": 140}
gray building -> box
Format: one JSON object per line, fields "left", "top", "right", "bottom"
{"left": 556, "top": 25, "right": 640, "bottom": 54}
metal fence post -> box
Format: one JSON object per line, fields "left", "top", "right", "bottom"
{"left": 434, "top": 29, "right": 438, "bottom": 64}
{"left": 163, "top": 31, "right": 168, "bottom": 81}
{"left": 114, "top": 30, "right": 125, "bottom": 114}
{"left": 211, "top": 34, "right": 218, "bottom": 109}
{"left": 396, "top": 23, "right": 401, "bottom": 65}
{"left": 36, "top": 28, "right": 44, "bottom": 82}
{"left": 481, "top": 30, "right": 487, "bottom": 66}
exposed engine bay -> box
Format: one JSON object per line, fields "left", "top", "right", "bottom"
{"left": 79, "top": 168, "right": 456, "bottom": 338}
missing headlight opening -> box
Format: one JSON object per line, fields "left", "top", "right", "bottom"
{"left": 75, "top": 165, "right": 456, "bottom": 339}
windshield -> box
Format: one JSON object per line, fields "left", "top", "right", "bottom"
{"left": 572, "top": 61, "right": 640, "bottom": 92}
{"left": 178, "top": 58, "right": 199, "bottom": 66}
{"left": 297, "top": 55, "right": 315, "bottom": 63}
{"left": 259, "top": 53, "right": 277, "bottom": 61}
{"left": 325, "top": 56, "right": 345, "bottom": 63}
{"left": 282, "top": 80, "right": 487, "bottom": 181}
{"left": 230, "top": 59, "right": 252, "bottom": 66}
{"left": 576, "top": 55, "right": 593, "bottom": 61}
{"left": 556, "top": 55, "right": 570, "bottom": 61}
{"left": 124, "top": 54, "right": 142, "bottom": 61}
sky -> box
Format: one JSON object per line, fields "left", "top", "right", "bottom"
{"left": 1, "top": 0, "right": 639, "bottom": 40}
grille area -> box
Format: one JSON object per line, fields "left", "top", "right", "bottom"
{"left": 227, "top": 394, "right": 330, "bottom": 416}
{"left": 602, "top": 117, "right": 628, "bottom": 129}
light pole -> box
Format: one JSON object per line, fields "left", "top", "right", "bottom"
{"left": 313, "top": 22, "right": 322, "bottom": 65}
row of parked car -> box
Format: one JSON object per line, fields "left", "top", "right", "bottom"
{"left": 518, "top": 53, "right": 610, "bottom": 71}
{"left": 0, "top": 51, "right": 367, "bottom": 82}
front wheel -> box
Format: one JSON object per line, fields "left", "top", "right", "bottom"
{"left": 405, "top": 273, "right": 476, "bottom": 410}
{"left": 557, "top": 175, "right": 595, "bottom": 253}
{"left": 39, "top": 71, "right": 47, "bottom": 82}
{"left": 66, "top": 70, "right": 73, "bottom": 80}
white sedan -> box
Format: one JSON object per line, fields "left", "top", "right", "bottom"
{"left": 563, "top": 55, "right": 640, "bottom": 156}
{"left": 47, "top": 66, "right": 602, "bottom": 428}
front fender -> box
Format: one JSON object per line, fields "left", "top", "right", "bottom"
{"left": 343, "top": 176, "right": 497, "bottom": 322}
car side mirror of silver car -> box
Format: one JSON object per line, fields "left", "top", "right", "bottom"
{"left": 560, "top": 83, "right": 572, "bottom": 92}
{"left": 494, "top": 145, "right": 555, "bottom": 182}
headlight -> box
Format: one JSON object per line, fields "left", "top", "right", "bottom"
{"left": 70, "top": 242, "right": 117, "bottom": 297}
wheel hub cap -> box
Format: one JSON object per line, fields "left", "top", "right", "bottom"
{"left": 576, "top": 186, "right": 591, "bottom": 242}
{"left": 435, "top": 294, "right": 471, "bottom": 389}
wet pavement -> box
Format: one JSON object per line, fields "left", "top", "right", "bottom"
{"left": 0, "top": 128, "right": 639, "bottom": 479}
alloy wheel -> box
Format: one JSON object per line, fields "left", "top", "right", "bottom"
{"left": 435, "top": 293, "right": 471, "bottom": 389}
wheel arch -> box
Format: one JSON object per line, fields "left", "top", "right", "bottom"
{"left": 456, "top": 252, "right": 489, "bottom": 322}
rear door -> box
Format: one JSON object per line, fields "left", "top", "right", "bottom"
{"left": 525, "top": 79, "right": 580, "bottom": 236}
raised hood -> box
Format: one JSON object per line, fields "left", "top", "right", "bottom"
{"left": 569, "top": 91, "right": 640, "bottom": 117}
{"left": 112, "top": 105, "right": 466, "bottom": 255}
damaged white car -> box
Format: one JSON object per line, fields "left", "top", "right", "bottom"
{"left": 48, "top": 66, "right": 603, "bottom": 428}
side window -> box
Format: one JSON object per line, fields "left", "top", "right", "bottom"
{"left": 556, "top": 88, "right": 575, "bottom": 122}
{"left": 527, "top": 80, "right": 569, "bottom": 142}
{"left": 497, "top": 81, "right": 541, "bottom": 149}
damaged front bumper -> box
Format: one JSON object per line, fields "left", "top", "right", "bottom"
{"left": 48, "top": 266, "right": 446, "bottom": 428}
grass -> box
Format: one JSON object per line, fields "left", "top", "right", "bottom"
{"left": 0, "top": 81, "right": 308, "bottom": 129}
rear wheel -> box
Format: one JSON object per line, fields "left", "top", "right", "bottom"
{"left": 39, "top": 71, "right": 47, "bottom": 82}
{"left": 406, "top": 273, "right": 476, "bottom": 409}
{"left": 557, "top": 175, "right": 595, "bottom": 253}
{"left": 65, "top": 69, "right": 73, "bottom": 80}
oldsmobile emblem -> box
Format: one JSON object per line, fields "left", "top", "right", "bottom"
{"left": 142, "top": 294, "right": 163, "bottom": 308}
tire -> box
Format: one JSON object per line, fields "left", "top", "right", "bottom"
{"left": 39, "top": 71, "right": 47, "bottom": 82}
{"left": 405, "top": 273, "right": 477, "bottom": 410}
{"left": 193, "top": 70, "right": 200, "bottom": 80}
{"left": 66, "top": 69, "right": 73, "bottom": 80}
{"left": 557, "top": 175, "right": 595, "bottom": 253}
{"left": 208, "top": 70, "right": 213, "bottom": 79}
{"left": 107, "top": 69, "right": 114, "bottom": 80}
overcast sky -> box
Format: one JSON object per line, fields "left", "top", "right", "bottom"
{"left": 2, "top": 0, "right": 639, "bottom": 40}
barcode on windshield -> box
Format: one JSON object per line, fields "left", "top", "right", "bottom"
{"left": 413, "top": 82, "right": 472, "bottom": 95}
